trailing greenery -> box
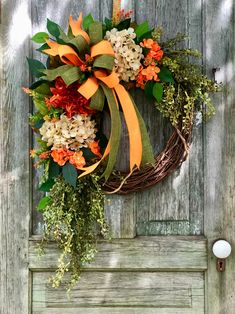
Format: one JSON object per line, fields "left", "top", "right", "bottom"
{"left": 155, "top": 33, "right": 220, "bottom": 131}
{"left": 37, "top": 174, "right": 108, "bottom": 291}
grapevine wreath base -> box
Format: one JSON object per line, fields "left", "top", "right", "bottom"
{"left": 24, "top": 6, "right": 219, "bottom": 290}
{"left": 103, "top": 125, "right": 192, "bottom": 194}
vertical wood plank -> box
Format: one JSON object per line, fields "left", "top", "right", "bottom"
{"left": 204, "top": 0, "right": 235, "bottom": 313}
{"left": 135, "top": 0, "right": 191, "bottom": 234}
{"left": 0, "top": 0, "right": 31, "bottom": 313}
{"left": 104, "top": 0, "right": 137, "bottom": 239}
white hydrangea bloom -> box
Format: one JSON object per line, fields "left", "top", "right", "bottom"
{"left": 105, "top": 28, "right": 143, "bottom": 82}
{"left": 39, "top": 114, "right": 97, "bottom": 150}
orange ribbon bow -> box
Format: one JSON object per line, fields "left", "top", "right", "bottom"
{"left": 43, "top": 13, "right": 143, "bottom": 178}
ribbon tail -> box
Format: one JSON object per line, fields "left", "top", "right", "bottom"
{"left": 129, "top": 95, "right": 155, "bottom": 166}
{"left": 78, "top": 142, "right": 110, "bottom": 178}
{"left": 114, "top": 84, "right": 143, "bottom": 170}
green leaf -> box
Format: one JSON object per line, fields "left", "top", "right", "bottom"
{"left": 116, "top": 18, "right": 131, "bottom": 31}
{"left": 144, "top": 81, "right": 155, "bottom": 99}
{"left": 27, "top": 58, "right": 46, "bottom": 78}
{"left": 31, "top": 32, "right": 49, "bottom": 43}
{"left": 32, "top": 95, "right": 48, "bottom": 115}
{"left": 83, "top": 13, "right": 94, "bottom": 31}
{"left": 30, "top": 79, "right": 50, "bottom": 90}
{"left": 104, "top": 17, "right": 113, "bottom": 31}
{"left": 34, "top": 119, "right": 44, "bottom": 129}
{"left": 93, "top": 55, "right": 114, "bottom": 71}
{"left": 36, "top": 43, "right": 50, "bottom": 53}
{"left": 62, "top": 163, "right": 77, "bottom": 187}
{"left": 100, "top": 83, "right": 122, "bottom": 181}
{"left": 49, "top": 161, "right": 61, "bottom": 179}
{"left": 47, "top": 18, "right": 60, "bottom": 38}
{"left": 39, "top": 178, "right": 55, "bottom": 192}
{"left": 37, "top": 196, "right": 51, "bottom": 212}
{"left": 153, "top": 83, "right": 163, "bottom": 103}
{"left": 81, "top": 147, "right": 97, "bottom": 161}
{"left": 158, "top": 67, "right": 175, "bottom": 83}
{"left": 138, "top": 29, "right": 154, "bottom": 42}
{"left": 90, "top": 87, "right": 105, "bottom": 111}
{"left": 34, "top": 83, "right": 51, "bottom": 95}
{"left": 89, "top": 21, "right": 103, "bottom": 45}
{"left": 135, "top": 21, "right": 149, "bottom": 39}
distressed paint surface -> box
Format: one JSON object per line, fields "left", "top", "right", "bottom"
{"left": 32, "top": 272, "right": 204, "bottom": 313}
{"left": 0, "top": 1, "right": 31, "bottom": 313}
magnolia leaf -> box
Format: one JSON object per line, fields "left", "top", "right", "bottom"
{"left": 27, "top": 58, "right": 46, "bottom": 78}
{"left": 153, "top": 82, "right": 163, "bottom": 103}
{"left": 81, "top": 147, "right": 97, "bottom": 161}
{"left": 47, "top": 18, "right": 61, "bottom": 37}
{"left": 104, "top": 17, "right": 113, "bottom": 31}
{"left": 100, "top": 83, "right": 121, "bottom": 181}
{"left": 116, "top": 18, "right": 131, "bottom": 31}
{"left": 89, "top": 22, "right": 103, "bottom": 45}
{"left": 37, "top": 196, "right": 51, "bottom": 212}
{"left": 32, "top": 32, "right": 49, "bottom": 44}
{"left": 144, "top": 81, "right": 155, "bottom": 99}
{"left": 83, "top": 13, "right": 94, "bottom": 31}
{"left": 62, "top": 163, "right": 77, "bottom": 187}
{"left": 36, "top": 43, "right": 50, "bottom": 53}
{"left": 90, "top": 87, "right": 105, "bottom": 111}
{"left": 135, "top": 21, "right": 149, "bottom": 39}
{"left": 49, "top": 161, "right": 61, "bottom": 179}
{"left": 93, "top": 55, "right": 114, "bottom": 71}
{"left": 158, "top": 67, "right": 175, "bottom": 83}
{"left": 138, "top": 29, "right": 154, "bottom": 42}
{"left": 30, "top": 79, "right": 50, "bottom": 90}
{"left": 34, "top": 119, "right": 44, "bottom": 129}
{"left": 39, "top": 178, "right": 55, "bottom": 192}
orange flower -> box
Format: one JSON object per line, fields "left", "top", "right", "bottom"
{"left": 89, "top": 141, "right": 102, "bottom": 158}
{"left": 51, "top": 149, "right": 73, "bottom": 166}
{"left": 141, "top": 39, "right": 164, "bottom": 63}
{"left": 141, "top": 65, "right": 160, "bottom": 81}
{"left": 30, "top": 149, "right": 37, "bottom": 158}
{"left": 39, "top": 151, "right": 50, "bottom": 159}
{"left": 148, "top": 49, "right": 164, "bottom": 62}
{"left": 140, "top": 38, "right": 155, "bottom": 49}
{"left": 69, "top": 151, "right": 86, "bottom": 169}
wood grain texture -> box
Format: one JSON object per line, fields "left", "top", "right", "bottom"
{"left": 103, "top": 0, "right": 137, "bottom": 239}
{"left": 32, "top": 271, "right": 204, "bottom": 313}
{"left": 0, "top": 0, "right": 31, "bottom": 313}
{"left": 203, "top": 0, "right": 235, "bottom": 313}
{"left": 29, "top": 236, "right": 207, "bottom": 270}
{"left": 135, "top": 0, "right": 205, "bottom": 236}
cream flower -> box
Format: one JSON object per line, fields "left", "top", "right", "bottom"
{"left": 105, "top": 28, "right": 143, "bottom": 82}
{"left": 40, "top": 114, "right": 97, "bottom": 151}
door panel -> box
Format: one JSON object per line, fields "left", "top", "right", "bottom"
{"left": 30, "top": 237, "right": 206, "bottom": 313}
{"left": 32, "top": 272, "right": 204, "bottom": 313}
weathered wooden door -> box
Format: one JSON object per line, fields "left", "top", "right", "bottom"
{"left": 1, "top": 0, "right": 234, "bottom": 313}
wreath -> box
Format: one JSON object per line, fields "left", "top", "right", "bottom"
{"left": 24, "top": 8, "right": 219, "bottom": 290}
